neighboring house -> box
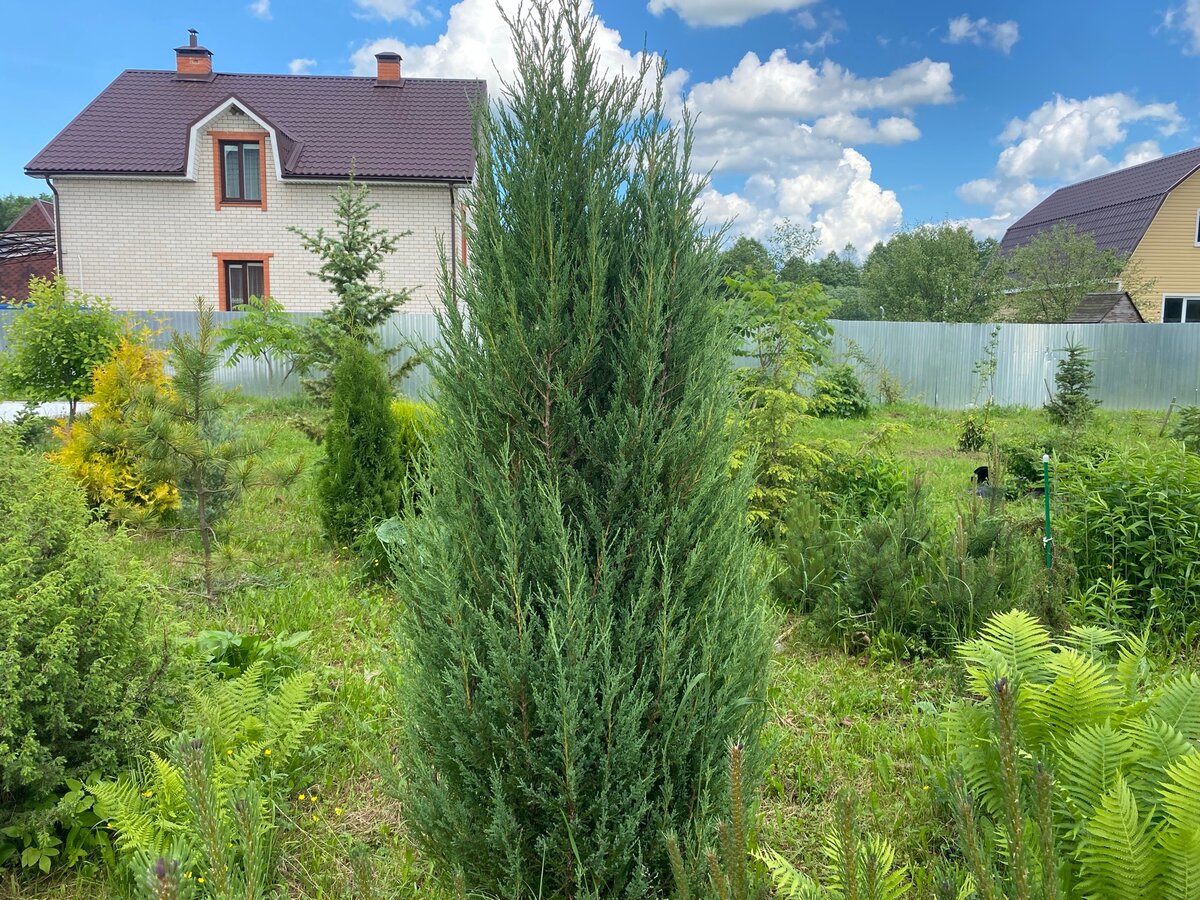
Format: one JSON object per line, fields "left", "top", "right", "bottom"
{"left": 25, "top": 31, "right": 484, "bottom": 313}
{"left": 1000, "top": 146, "right": 1200, "bottom": 323}
{"left": 0, "top": 199, "right": 57, "bottom": 302}
{"left": 1064, "top": 291, "right": 1145, "bottom": 324}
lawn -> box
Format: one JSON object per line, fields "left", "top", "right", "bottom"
{"left": 0, "top": 397, "right": 1183, "bottom": 898}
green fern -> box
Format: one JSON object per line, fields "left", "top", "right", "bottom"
{"left": 757, "top": 848, "right": 822, "bottom": 900}
{"left": 1077, "top": 774, "right": 1160, "bottom": 899}
{"left": 956, "top": 610, "right": 1054, "bottom": 694}
{"left": 1150, "top": 674, "right": 1200, "bottom": 741}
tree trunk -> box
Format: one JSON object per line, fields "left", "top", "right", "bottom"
{"left": 195, "top": 468, "right": 214, "bottom": 604}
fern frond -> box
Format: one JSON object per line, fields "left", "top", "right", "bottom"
{"left": 1063, "top": 625, "right": 1122, "bottom": 659}
{"left": 1116, "top": 632, "right": 1151, "bottom": 702}
{"left": 1025, "top": 650, "right": 1123, "bottom": 749}
{"left": 756, "top": 848, "right": 823, "bottom": 900}
{"left": 957, "top": 610, "right": 1053, "bottom": 695}
{"left": 1126, "top": 718, "right": 1193, "bottom": 800}
{"left": 261, "top": 672, "right": 325, "bottom": 763}
{"left": 1055, "top": 724, "right": 1137, "bottom": 826}
{"left": 1159, "top": 752, "right": 1200, "bottom": 833}
{"left": 1150, "top": 674, "right": 1200, "bottom": 743}
{"left": 860, "top": 834, "right": 910, "bottom": 900}
{"left": 1156, "top": 823, "right": 1200, "bottom": 900}
{"left": 1077, "top": 774, "right": 1160, "bottom": 900}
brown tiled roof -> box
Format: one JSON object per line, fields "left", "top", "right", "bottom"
{"left": 5, "top": 199, "right": 55, "bottom": 233}
{"left": 999, "top": 146, "right": 1200, "bottom": 257}
{"left": 26, "top": 70, "right": 485, "bottom": 183}
{"left": 1064, "top": 291, "right": 1145, "bottom": 324}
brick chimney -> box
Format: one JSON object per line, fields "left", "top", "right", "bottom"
{"left": 375, "top": 52, "right": 402, "bottom": 86}
{"left": 175, "top": 29, "right": 213, "bottom": 79}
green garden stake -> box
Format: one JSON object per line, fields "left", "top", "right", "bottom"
{"left": 1042, "top": 453, "right": 1052, "bottom": 569}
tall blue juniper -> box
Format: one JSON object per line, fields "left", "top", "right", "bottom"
{"left": 394, "top": 1, "right": 771, "bottom": 896}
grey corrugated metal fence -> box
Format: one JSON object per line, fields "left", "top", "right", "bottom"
{"left": 829, "top": 321, "right": 1200, "bottom": 410}
{"left": 0, "top": 308, "right": 442, "bottom": 400}
{"left": 0, "top": 309, "right": 1195, "bottom": 409}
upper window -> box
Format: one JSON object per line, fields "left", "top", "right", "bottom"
{"left": 221, "top": 141, "right": 261, "bottom": 203}
{"left": 1162, "top": 296, "right": 1200, "bottom": 323}
{"left": 211, "top": 132, "right": 266, "bottom": 210}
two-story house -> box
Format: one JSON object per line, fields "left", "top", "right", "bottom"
{"left": 1000, "top": 146, "right": 1200, "bottom": 323}
{"left": 25, "top": 32, "right": 484, "bottom": 313}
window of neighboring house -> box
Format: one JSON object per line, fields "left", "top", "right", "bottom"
{"left": 1162, "top": 295, "right": 1200, "bottom": 323}
{"left": 214, "top": 254, "right": 271, "bottom": 311}
{"left": 1195, "top": 210, "right": 1200, "bottom": 245}
{"left": 211, "top": 132, "right": 267, "bottom": 209}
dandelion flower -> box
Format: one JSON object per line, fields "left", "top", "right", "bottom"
{"left": 263, "top": 748, "right": 272, "bottom": 756}
{"left": 142, "top": 790, "right": 154, "bottom": 798}
{"left": 197, "top": 877, "right": 205, "bottom": 884}
{"left": 335, "top": 807, "right": 343, "bottom": 816}
{"left": 311, "top": 814, "right": 319, "bottom": 822}
{"left": 298, "top": 793, "right": 306, "bottom": 801}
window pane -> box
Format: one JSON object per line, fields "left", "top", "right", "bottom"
{"left": 1186, "top": 300, "right": 1200, "bottom": 323}
{"left": 246, "top": 262, "right": 264, "bottom": 300}
{"left": 242, "top": 143, "right": 260, "bottom": 201}
{"left": 223, "top": 145, "right": 242, "bottom": 199}
{"left": 1164, "top": 297, "right": 1183, "bottom": 323}
{"left": 226, "top": 263, "right": 245, "bottom": 308}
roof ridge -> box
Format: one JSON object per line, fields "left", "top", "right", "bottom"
{"left": 1051, "top": 144, "right": 1200, "bottom": 193}
{"left": 122, "top": 68, "right": 487, "bottom": 85}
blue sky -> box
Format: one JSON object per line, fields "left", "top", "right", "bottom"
{"left": 4, "top": 0, "right": 1199, "bottom": 254}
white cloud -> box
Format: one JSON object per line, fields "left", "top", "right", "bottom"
{"left": 1163, "top": 1, "right": 1200, "bottom": 53}
{"left": 248, "top": 0, "right": 271, "bottom": 19}
{"left": 688, "top": 52, "right": 953, "bottom": 121}
{"left": 646, "top": 0, "right": 818, "bottom": 28}
{"left": 957, "top": 92, "right": 1178, "bottom": 238}
{"left": 288, "top": 57, "right": 317, "bottom": 75}
{"left": 352, "top": 0, "right": 950, "bottom": 255}
{"left": 944, "top": 15, "right": 1019, "bottom": 53}
{"left": 353, "top": 0, "right": 429, "bottom": 25}
{"left": 996, "top": 93, "right": 1180, "bottom": 181}
{"left": 812, "top": 113, "right": 920, "bottom": 145}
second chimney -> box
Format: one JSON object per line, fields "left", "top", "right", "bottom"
{"left": 375, "top": 52, "right": 402, "bottom": 85}
{"left": 176, "top": 29, "right": 213, "bottom": 79}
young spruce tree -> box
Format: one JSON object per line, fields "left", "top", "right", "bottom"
{"left": 395, "top": 3, "right": 771, "bottom": 896}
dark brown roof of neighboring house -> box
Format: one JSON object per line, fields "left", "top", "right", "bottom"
{"left": 5, "top": 199, "right": 55, "bottom": 233}
{"left": 999, "top": 146, "right": 1200, "bottom": 257}
{"left": 26, "top": 70, "right": 485, "bottom": 183}
{"left": 0, "top": 232, "right": 56, "bottom": 259}
{"left": 1064, "top": 291, "right": 1146, "bottom": 324}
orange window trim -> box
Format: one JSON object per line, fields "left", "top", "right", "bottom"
{"left": 213, "top": 252, "right": 273, "bottom": 311}
{"left": 211, "top": 131, "right": 268, "bottom": 211}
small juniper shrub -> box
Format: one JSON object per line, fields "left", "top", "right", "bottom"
{"left": 318, "top": 341, "right": 406, "bottom": 556}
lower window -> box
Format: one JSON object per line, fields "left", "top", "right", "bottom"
{"left": 214, "top": 254, "right": 271, "bottom": 311}
{"left": 1162, "top": 296, "right": 1200, "bottom": 323}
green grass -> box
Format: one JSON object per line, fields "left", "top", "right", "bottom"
{"left": 2, "top": 397, "right": 1182, "bottom": 898}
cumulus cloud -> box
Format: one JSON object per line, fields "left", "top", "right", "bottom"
{"left": 248, "top": 0, "right": 271, "bottom": 19}
{"left": 957, "top": 92, "right": 1178, "bottom": 238}
{"left": 1163, "top": 1, "right": 1200, "bottom": 53}
{"left": 944, "top": 15, "right": 1019, "bottom": 53}
{"left": 353, "top": 0, "right": 430, "bottom": 25}
{"left": 646, "top": 0, "right": 818, "bottom": 28}
{"left": 288, "top": 57, "right": 317, "bottom": 75}
{"left": 351, "top": 0, "right": 950, "bottom": 254}
{"left": 690, "top": 52, "right": 953, "bottom": 120}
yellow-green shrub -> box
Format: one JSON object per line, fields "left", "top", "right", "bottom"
{"left": 51, "top": 335, "right": 179, "bottom": 520}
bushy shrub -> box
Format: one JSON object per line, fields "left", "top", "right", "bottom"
{"left": 771, "top": 492, "right": 844, "bottom": 610}
{"left": 319, "top": 342, "right": 405, "bottom": 549}
{"left": 391, "top": 396, "right": 437, "bottom": 488}
{"left": 941, "top": 611, "right": 1200, "bottom": 899}
{"left": 956, "top": 412, "right": 988, "bottom": 452}
{"left": 51, "top": 334, "right": 180, "bottom": 521}
{"left": 0, "top": 275, "right": 120, "bottom": 425}
{"left": 816, "top": 363, "right": 871, "bottom": 418}
{"left": 0, "top": 438, "right": 163, "bottom": 812}
{"left": 1059, "top": 444, "right": 1200, "bottom": 625}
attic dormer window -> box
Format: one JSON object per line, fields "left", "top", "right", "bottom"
{"left": 211, "top": 132, "right": 267, "bottom": 210}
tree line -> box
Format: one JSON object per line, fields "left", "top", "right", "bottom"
{"left": 719, "top": 220, "right": 1144, "bottom": 324}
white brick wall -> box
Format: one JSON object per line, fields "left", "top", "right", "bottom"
{"left": 55, "top": 108, "right": 460, "bottom": 313}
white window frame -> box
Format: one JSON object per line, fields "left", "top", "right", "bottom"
{"left": 1194, "top": 209, "right": 1200, "bottom": 246}
{"left": 1161, "top": 294, "right": 1200, "bottom": 323}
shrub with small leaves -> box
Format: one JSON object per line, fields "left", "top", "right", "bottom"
{"left": 0, "top": 437, "right": 163, "bottom": 819}
{"left": 816, "top": 363, "right": 871, "bottom": 418}
{"left": 1169, "top": 405, "right": 1200, "bottom": 452}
